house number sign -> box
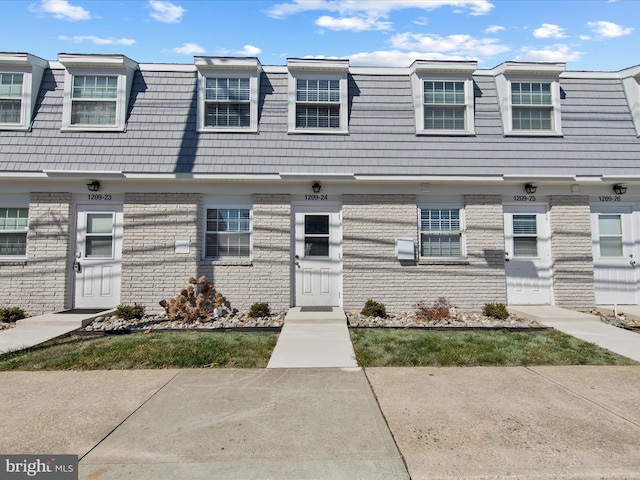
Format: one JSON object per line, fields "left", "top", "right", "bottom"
{"left": 87, "top": 194, "right": 113, "bottom": 201}
{"left": 598, "top": 196, "right": 622, "bottom": 202}
{"left": 513, "top": 195, "right": 536, "bottom": 202}
{"left": 305, "top": 194, "right": 329, "bottom": 201}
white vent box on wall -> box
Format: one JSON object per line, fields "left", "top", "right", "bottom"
{"left": 395, "top": 238, "right": 415, "bottom": 260}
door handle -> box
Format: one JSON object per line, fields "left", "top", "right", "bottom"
{"left": 74, "top": 262, "right": 82, "bottom": 273}
{"left": 631, "top": 260, "right": 637, "bottom": 266}
{"left": 294, "top": 261, "right": 300, "bottom": 268}
{"left": 504, "top": 252, "right": 510, "bottom": 262}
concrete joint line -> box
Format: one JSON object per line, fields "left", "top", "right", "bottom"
{"left": 78, "top": 369, "right": 182, "bottom": 462}
{"left": 525, "top": 367, "right": 640, "bottom": 430}
{"left": 362, "top": 368, "right": 412, "bottom": 478}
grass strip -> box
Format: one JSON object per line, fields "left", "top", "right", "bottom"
{"left": 0, "top": 332, "right": 278, "bottom": 370}
{"left": 350, "top": 329, "right": 636, "bottom": 367}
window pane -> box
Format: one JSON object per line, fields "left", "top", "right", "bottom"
{"left": 0, "top": 208, "right": 28, "bottom": 230}
{"left": 600, "top": 237, "right": 623, "bottom": 257}
{"left": 296, "top": 105, "right": 340, "bottom": 128}
{"left": 73, "top": 76, "right": 117, "bottom": 99}
{"left": 305, "top": 215, "right": 329, "bottom": 235}
{"left": 0, "top": 73, "right": 23, "bottom": 97}
{"left": 421, "top": 209, "right": 460, "bottom": 232}
{"left": 205, "top": 78, "right": 250, "bottom": 102}
{"left": 86, "top": 214, "right": 113, "bottom": 234}
{"left": 512, "top": 82, "right": 551, "bottom": 105}
{"left": 424, "top": 107, "right": 465, "bottom": 130}
{"left": 513, "top": 237, "right": 538, "bottom": 257}
{"left": 305, "top": 237, "right": 329, "bottom": 257}
{"left": 86, "top": 236, "right": 113, "bottom": 257}
{"left": 0, "top": 100, "right": 21, "bottom": 123}
{"left": 296, "top": 79, "right": 340, "bottom": 103}
{"left": 205, "top": 103, "right": 250, "bottom": 127}
{"left": 71, "top": 101, "right": 116, "bottom": 125}
{"left": 424, "top": 81, "right": 465, "bottom": 105}
{"left": 599, "top": 215, "right": 622, "bottom": 235}
{"left": 512, "top": 215, "right": 537, "bottom": 235}
{"left": 0, "top": 233, "right": 26, "bottom": 256}
{"left": 421, "top": 233, "right": 461, "bottom": 257}
{"left": 512, "top": 107, "right": 552, "bottom": 130}
{"left": 206, "top": 232, "right": 250, "bottom": 258}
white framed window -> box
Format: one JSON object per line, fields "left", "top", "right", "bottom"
{"left": 59, "top": 54, "right": 137, "bottom": 132}
{"left": 411, "top": 61, "right": 476, "bottom": 136}
{"left": 204, "top": 207, "right": 252, "bottom": 260}
{"left": 195, "top": 57, "right": 261, "bottom": 133}
{"left": 494, "top": 62, "right": 564, "bottom": 136}
{"left": 288, "top": 58, "right": 349, "bottom": 134}
{"left": 0, "top": 53, "right": 47, "bottom": 131}
{"left": 511, "top": 214, "right": 539, "bottom": 257}
{"left": 0, "top": 207, "right": 28, "bottom": 258}
{"left": 0, "top": 73, "right": 23, "bottom": 124}
{"left": 419, "top": 206, "right": 465, "bottom": 258}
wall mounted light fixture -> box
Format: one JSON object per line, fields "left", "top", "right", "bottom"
{"left": 312, "top": 182, "right": 322, "bottom": 193}
{"left": 613, "top": 184, "right": 627, "bottom": 195}
{"left": 524, "top": 183, "right": 537, "bottom": 194}
{"left": 87, "top": 180, "right": 100, "bottom": 192}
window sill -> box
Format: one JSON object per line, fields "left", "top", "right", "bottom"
{"left": 199, "top": 259, "right": 253, "bottom": 267}
{"left": 288, "top": 129, "right": 349, "bottom": 135}
{"left": 419, "top": 258, "right": 470, "bottom": 266}
{"left": 198, "top": 127, "right": 258, "bottom": 134}
{"left": 0, "top": 124, "right": 30, "bottom": 132}
{"left": 61, "top": 125, "right": 125, "bottom": 133}
{"left": 416, "top": 130, "right": 475, "bottom": 136}
{"left": 0, "top": 258, "right": 28, "bottom": 265}
{"left": 504, "top": 131, "right": 563, "bottom": 137}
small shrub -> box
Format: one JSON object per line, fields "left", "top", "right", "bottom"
{"left": 414, "top": 297, "right": 455, "bottom": 321}
{"left": 0, "top": 307, "right": 26, "bottom": 323}
{"left": 159, "top": 276, "right": 227, "bottom": 323}
{"left": 483, "top": 303, "right": 510, "bottom": 320}
{"left": 361, "top": 300, "right": 387, "bottom": 318}
{"left": 248, "top": 302, "right": 271, "bottom": 318}
{"left": 115, "top": 304, "right": 145, "bottom": 321}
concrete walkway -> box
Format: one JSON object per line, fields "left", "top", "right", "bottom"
{"left": 2, "top": 366, "right": 640, "bottom": 479}
{"left": 510, "top": 305, "right": 640, "bottom": 362}
{"left": 267, "top": 307, "right": 358, "bottom": 368}
{"left": 0, "top": 310, "right": 111, "bottom": 354}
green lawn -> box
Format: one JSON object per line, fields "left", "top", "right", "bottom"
{"left": 350, "top": 328, "right": 636, "bottom": 367}
{"left": 0, "top": 332, "right": 278, "bottom": 370}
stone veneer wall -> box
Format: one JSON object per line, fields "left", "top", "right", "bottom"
{"left": 342, "top": 194, "right": 506, "bottom": 312}
{"left": 549, "top": 195, "right": 595, "bottom": 310}
{"left": 120, "top": 193, "right": 200, "bottom": 314}
{"left": 0, "top": 193, "right": 72, "bottom": 315}
{"left": 197, "top": 194, "right": 291, "bottom": 313}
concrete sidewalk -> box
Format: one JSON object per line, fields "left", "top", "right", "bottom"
{"left": 267, "top": 307, "right": 357, "bottom": 368}
{"left": 0, "top": 310, "right": 112, "bottom": 354}
{"left": 2, "top": 367, "right": 639, "bottom": 479}
{"left": 510, "top": 305, "right": 640, "bottom": 362}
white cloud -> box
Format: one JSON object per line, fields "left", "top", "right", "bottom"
{"left": 349, "top": 50, "right": 465, "bottom": 67}
{"left": 515, "top": 44, "right": 582, "bottom": 63}
{"left": 315, "top": 15, "right": 392, "bottom": 31}
{"left": 31, "top": 0, "right": 91, "bottom": 21}
{"left": 587, "top": 21, "right": 633, "bottom": 38}
{"left": 485, "top": 25, "right": 504, "bottom": 34}
{"left": 268, "top": 0, "right": 494, "bottom": 19}
{"left": 533, "top": 23, "right": 566, "bottom": 39}
{"left": 149, "top": 1, "right": 186, "bottom": 23}
{"left": 58, "top": 35, "right": 135, "bottom": 45}
{"left": 172, "top": 43, "right": 205, "bottom": 55}
{"left": 391, "top": 32, "right": 510, "bottom": 58}
{"left": 235, "top": 45, "right": 262, "bottom": 56}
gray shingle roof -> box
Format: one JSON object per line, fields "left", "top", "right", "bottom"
{"left": 1, "top": 66, "right": 639, "bottom": 177}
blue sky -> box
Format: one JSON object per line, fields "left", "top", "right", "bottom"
{"left": 4, "top": 0, "right": 639, "bottom": 70}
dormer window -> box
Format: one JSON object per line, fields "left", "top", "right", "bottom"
{"left": 411, "top": 60, "right": 476, "bottom": 136}
{"left": 0, "top": 73, "right": 23, "bottom": 124}
{"left": 59, "top": 54, "right": 137, "bottom": 132}
{"left": 0, "top": 53, "right": 47, "bottom": 131}
{"left": 511, "top": 82, "right": 553, "bottom": 130}
{"left": 288, "top": 58, "right": 349, "bottom": 134}
{"left": 494, "top": 62, "right": 564, "bottom": 136}
{"left": 71, "top": 75, "right": 118, "bottom": 125}
{"left": 195, "top": 57, "right": 261, "bottom": 133}
{"left": 620, "top": 66, "right": 640, "bottom": 137}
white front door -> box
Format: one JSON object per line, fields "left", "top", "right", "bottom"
{"left": 294, "top": 205, "right": 342, "bottom": 306}
{"left": 504, "top": 205, "right": 552, "bottom": 304}
{"left": 74, "top": 205, "right": 123, "bottom": 309}
{"left": 591, "top": 204, "right": 639, "bottom": 305}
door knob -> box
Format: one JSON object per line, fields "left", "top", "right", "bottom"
{"left": 294, "top": 261, "right": 300, "bottom": 267}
